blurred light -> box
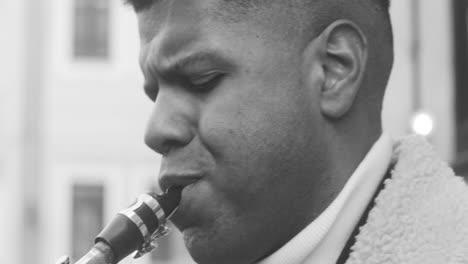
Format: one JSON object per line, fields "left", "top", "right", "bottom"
{"left": 411, "top": 111, "right": 434, "bottom": 136}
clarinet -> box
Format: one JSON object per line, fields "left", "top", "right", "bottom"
{"left": 56, "top": 187, "right": 182, "bottom": 264}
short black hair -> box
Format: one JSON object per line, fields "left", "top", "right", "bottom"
{"left": 123, "top": 0, "right": 390, "bottom": 13}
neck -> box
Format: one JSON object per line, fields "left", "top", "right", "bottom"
{"left": 314, "top": 119, "right": 381, "bottom": 217}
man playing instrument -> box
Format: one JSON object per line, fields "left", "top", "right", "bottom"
{"left": 125, "top": 0, "right": 468, "bottom": 263}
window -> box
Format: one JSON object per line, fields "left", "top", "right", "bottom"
{"left": 73, "top": 0, "right": 110, "bottom": 59}
{"left": 71, "top": 184, "right": 105, "bottom": 261}
{"left": 453, "top": 0, "right": 468, "bottom": 175}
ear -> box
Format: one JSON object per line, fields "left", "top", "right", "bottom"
{"left": 304, "top": 20, "right": 368, "bottom": 119}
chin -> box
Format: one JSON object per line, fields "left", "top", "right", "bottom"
{"left": 182, "top": 226, "right": 251, "bottom": 264}
{"left": 183, "top": 227, "right": 220, "bottom": 264}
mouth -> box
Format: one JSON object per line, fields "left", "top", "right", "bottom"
{"left": 175, "top": 187, "right": 215, "bottom": 234}
{"left": 158, "top": 171, "right": 204, "bottom": 224}
{"left": 159, "top": 172, "right": 203, "bottom": 192}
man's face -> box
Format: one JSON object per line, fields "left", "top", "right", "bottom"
{"left": 139, "top": 1, "right": 329, "bottom": 263}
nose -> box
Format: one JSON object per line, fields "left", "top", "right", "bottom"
{"left": 144, "top": 89, "right": 196, "bottom": 155}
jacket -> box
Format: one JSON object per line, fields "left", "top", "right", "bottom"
{"left": 345, "top": 136, "right": 468, "bottom": 264}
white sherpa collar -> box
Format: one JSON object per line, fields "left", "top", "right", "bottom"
{"left": 346, "top": 135, "right": 468, "bottom": 264}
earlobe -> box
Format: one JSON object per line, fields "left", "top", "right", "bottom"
{"left": 315, "top": 20, "right": 368, "bottom": 119}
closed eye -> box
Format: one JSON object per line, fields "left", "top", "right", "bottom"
{"left": 143, "top": 72, "right": 224, "bottom": 101}
{"left": 189, "top": 72, "right": 225, "bottom": 92}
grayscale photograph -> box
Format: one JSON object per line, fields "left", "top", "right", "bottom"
{"left": 1, "top": 0, "right": 467, "bottom": 264}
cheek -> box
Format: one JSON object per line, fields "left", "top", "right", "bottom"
{"left": 197, "top": 78, "right": 317, "bottom": 193}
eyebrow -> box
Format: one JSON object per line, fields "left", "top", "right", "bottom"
{"left": 147, "top": 50, "right": 237, "bottom": 79}
{"left": 143, "top": 50, "right": 237, "bottom": 98}
{"left": 170, "top": 51, "right": 235, "bottom": 73}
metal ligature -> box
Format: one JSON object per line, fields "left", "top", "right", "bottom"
{"left": 56, "top": 187, "right": 182, "bottom": 264}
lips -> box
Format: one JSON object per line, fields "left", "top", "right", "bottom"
{"left": 158, "top": 154, "right": 212, "bottom": 228}
{"left": 159, "top": 171, "right": 203, "bottom": 192}
{"left": 158, "top": 170, "right": 203, "bottom": 224}
{"left": 160, "top": 175, "right": 206, "bottom": 231}
{"left": 158, "top": 152, "right": 210, "bottom": 191}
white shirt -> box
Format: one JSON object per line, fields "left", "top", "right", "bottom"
{"left": 257, "top": 133, "right": 393, "bottom": 264}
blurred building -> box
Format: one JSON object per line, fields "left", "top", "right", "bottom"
{"left": 1, "top": 0, "right": 192, "bottom": 263}
{"left": 0, "top": 1, "right": 466, "bottom": 264}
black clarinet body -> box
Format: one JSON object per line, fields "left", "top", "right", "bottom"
{"left": 57, "top": 187, "right": 182, "bottom": 264}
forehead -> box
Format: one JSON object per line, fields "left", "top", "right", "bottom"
{"left": 136, "top": 0, "right": 300, "bottom": 45}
